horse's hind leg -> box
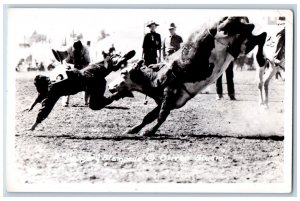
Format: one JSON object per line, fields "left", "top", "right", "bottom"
{"left": 257, "top": 66, "right": 265, "bottom": 105}
{"left": 253, "top": 33, "right": 267, "bottom": 106}
{"left": 123, "top": 105, "right": 160, "bottom": 135}
{"left": 263, "top": 62, "right": 279, "bottom": 108}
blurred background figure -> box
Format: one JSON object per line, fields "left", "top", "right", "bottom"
{"left": 108, "top": 44, "right": 116, "bottom": 56}
{"left": 274, "top": 28, "right": 285, "bottom": 65}
{"left": 142, "top": 20, "right": 161, "bottom": 66}
{"left": 274, "top": 17, "right": 285, "bottom": 80}
{"left": 274, "top": 16, "right": 285, "bottom": 66}
{"left": 39, "top": 61, "right": 45, "bottom": 71}
{"left": 52, "top": 39, "right": 91, "bottom": 106}
{"left": 64, "top": 40, "right": 90, "bottom": 70}
{"left": 162, "top": 23, "right": 183, "bottom": 61}
{"left": 102, "top": 44, "right": 117, "bottom": 59}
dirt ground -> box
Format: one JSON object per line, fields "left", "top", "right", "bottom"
{"left": 14, "top": 69, "right": 285, "bottom": 184}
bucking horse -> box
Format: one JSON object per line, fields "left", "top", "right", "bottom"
{"left": 109, "top": 17, "right": 275, "bottom": 136}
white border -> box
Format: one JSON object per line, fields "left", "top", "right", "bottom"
{"left": 3, "top": 5, "right": 295, "bottom": 196}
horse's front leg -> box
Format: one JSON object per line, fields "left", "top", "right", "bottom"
{"left": 141, "top": 89, "right": 173, "bottom": 136}
{"left": 263, "top": 62, "right": 279, "bottom": 108}
{"left": 257, "top": 66, "right": 265, "bottom": 105}
{"left": 249, "top": 32, "right": 267, "bottom": 106}
{"left": 123, "top": 105, "right": 161, "bottom": 135}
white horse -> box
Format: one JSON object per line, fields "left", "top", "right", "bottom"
{"left": 257, "top": 28, "right": 285, "bottom": 108}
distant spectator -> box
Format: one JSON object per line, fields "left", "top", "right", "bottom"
{"left": 163, "top": 23, "right": 183, "bottom": 60}
{"left": 102, "top": 44, "right": 116, "bottom": 59}
{"left": 108, "top": 44, "right": 116, "bottom": 56}
{"left": 52, "top": 40, "right": 91, "bottom": 106}
{"left": 65, "top": 40, "right": 90, "bottom": 70}
{"left": 274, "top": 17, "right": 285, "bottom": 79}
{"left": 39, "top": 62, "right": 45, "bottom": 71}
{"left": 142, "top": 21, "right": 162, "bottom": 66}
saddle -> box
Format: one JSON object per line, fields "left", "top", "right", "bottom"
{"left": 145, "top": 60, "right": 193, "bottom": 96}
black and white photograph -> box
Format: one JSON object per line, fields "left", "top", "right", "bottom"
{"left": 5, "top": 7, "right": 293, "bottom": 193}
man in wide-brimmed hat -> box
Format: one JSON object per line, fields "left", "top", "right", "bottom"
{"left": 142, "top": 20, "right": 162, "bottom": 66}
{"left": 162, "top": 23, "right": 183, "bottom": 60}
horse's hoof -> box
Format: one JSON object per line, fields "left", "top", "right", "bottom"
{"left": 122, "top": 128, "right": 137, "bottom": 135}
{"left": 260, "top": 103, "right": 269, "bottom": 109}
{"left": 26, "top": 128, "right": 34, "bottom": 131}
{"left": 140, "top": 129, "right": 156, "bottom": 137}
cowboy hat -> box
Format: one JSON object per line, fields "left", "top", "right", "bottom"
{"left": 169, "top": 23, "right": 176, "bottom": 30}
{"left": 147, "top": 20, "right": 159, "bottom": 27}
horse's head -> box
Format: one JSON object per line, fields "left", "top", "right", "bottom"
{"left": 109, "top": 59, "right": 147, "bottom": 94}
{"left": 215, "top": 17, "right": 256, "bottom": 58}
{"left": 217, "top": 17, "right": 254, "bottom": 37}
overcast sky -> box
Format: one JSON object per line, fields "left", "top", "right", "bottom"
{"left": 8, "top": 9, "right": 287, "bottom": 40}
{"left": 7, "top": 8, "right": 289, "bottom": 62}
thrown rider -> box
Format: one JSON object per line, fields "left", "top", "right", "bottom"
{"left": 27, "top": 50, "right": 136, "bottom": 131}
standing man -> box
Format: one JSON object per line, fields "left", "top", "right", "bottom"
{"left": 215, "top": 61, "right": 236, "bottom": 100}
{"left": 62, "top": 40, "right": 91, "bottom": 70}
{"left": 52, "top": 39, "right": 91, "bottom": 106}
{"left": 162, "top": 23, "right": 183, "bottom": 60}
{"left": 108, "top": 44, "right": 116, "bottom": 56}
{"left": 274, "top": 16, "right": 285, "bottom": 66}
{"left": 142, "top": 21, "right": 162, "bottom": 66}
{"left": 52, "top": 40, "right": 91, "bottom": 73}
{"left": 273, "top": 16, "right": 285, "bottom": 80}
{"left": 215, "top": 17, "right": 250, "bottom": 101}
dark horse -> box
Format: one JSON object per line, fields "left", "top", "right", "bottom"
{"left": 109, "top": 17, "right": 268, "bottom": 136}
